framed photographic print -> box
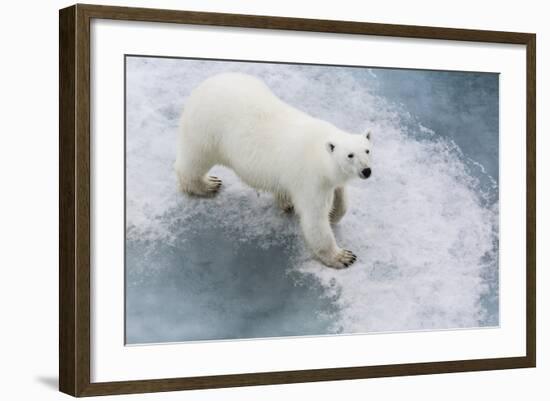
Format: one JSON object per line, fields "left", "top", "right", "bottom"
{"left": 59, "top": 3, "right": 536, "bottom": 397}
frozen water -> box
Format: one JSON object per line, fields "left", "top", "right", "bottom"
{"left": 124, "top": 56, "right": 499, "bottom": 344}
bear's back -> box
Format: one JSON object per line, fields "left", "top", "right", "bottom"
{"left": 182, "top": 73, "right": 314, "bottom": 148}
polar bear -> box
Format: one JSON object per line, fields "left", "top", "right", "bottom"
{"left": 175, "top": 73, "right": 372, "bottom": 269}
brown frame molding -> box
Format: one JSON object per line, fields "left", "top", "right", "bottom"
{"left": 59, "top": 3, "right": 536, "bottom": 397}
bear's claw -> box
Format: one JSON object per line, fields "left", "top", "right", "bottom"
{"left": 334, "top": 249, "right": 356, "bottom": 269}
{"left": 276, "top": 193, "right": 294, "bottom": 213}
{"left": 205, "top": 176, "right": 222, "bottom": 194}
{"left": 282, "top": 204, "right": 294, "bottom": 213}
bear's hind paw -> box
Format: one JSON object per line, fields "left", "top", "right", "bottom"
{"left": 276, "top": 194, "right": 294, "bottom": 213}
{"left": 183, "top": 176, "right": 222, "bottom": 197}
{"left": 281, "top": 203, "right": 294, "bottom": 213}
{"left": 205, "top": 176, "right": 222, "bottom": 194}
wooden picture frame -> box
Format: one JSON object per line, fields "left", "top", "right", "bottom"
{"left": 59, "top": 3, "right": 536, "bottom": 397}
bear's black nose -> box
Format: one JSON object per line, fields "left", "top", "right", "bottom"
{"left": 361, "top": 168, "right": 371, "bottom": 179}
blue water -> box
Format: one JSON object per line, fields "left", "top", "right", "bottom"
{"left": 124, "top": 57, "right": 499, "bottom": 344}
{"left": 372, "top": 69, "right": 499, "bottom": 198}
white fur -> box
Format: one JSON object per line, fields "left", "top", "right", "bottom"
{"left": 175, "top": 73, "right": 372, "bottom": 268}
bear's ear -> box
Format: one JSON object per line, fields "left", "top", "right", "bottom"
{"left": 365, "top": 131, "right": 372, "bottom": 141}
{"left": 326, "top": 142, "right": 336, "bottom": 154}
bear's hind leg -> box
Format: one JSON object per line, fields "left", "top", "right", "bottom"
{"left": 276, "top": 192, "right": 294, "bottom": 213}
{"left": 174, "top": 158, "right": 222, "bottom": 197}
{"left": 329, "top": 187, "right": 347, "bottom": 224}
{"left": 177, "top": 172, "right": 222, "bottom": 197}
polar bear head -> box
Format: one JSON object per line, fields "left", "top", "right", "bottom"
{"left": 326, "top": 131, "right": 372, "bottom": 180}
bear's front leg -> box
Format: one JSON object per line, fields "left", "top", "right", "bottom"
{"left": 295, "top": 195, "right": 356, "bottom": 269}
{"left": 329, "top": 187, "right": 348, "bottom": 224}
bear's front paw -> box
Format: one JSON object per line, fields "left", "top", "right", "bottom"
{"left": 323, "top": 249, "right": 356, "bottom": 269}
{"left": 329, "top": 206, "right": 338, "bottom": 223}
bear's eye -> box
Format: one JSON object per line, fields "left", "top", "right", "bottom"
{"left": 366, "top": 149, "right": 370, "bottom": 154}
{"left": 348, "top": 153, "right": 354, "bottom": 158}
